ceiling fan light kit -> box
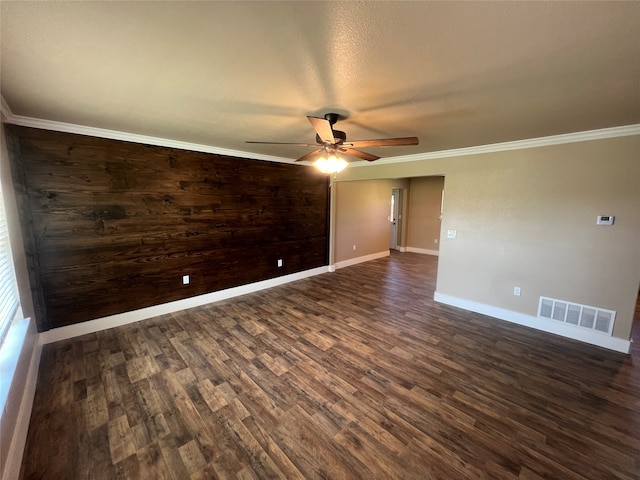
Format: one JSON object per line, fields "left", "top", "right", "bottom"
{"left": 246, "top": 113, "right": 419, "bottom": 174}
{"left": 313, "top": 154, "right": 348, "bottom": 174}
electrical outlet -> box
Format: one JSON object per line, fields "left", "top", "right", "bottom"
{"left": 447, "top": 230, "right": 457, "bottom": 239}
{"left": 277, "top": 259, "right": 283, "bottom": 267}
{"left": 182, "top": 274, "right": 190, "bottom": 285}
{"left": 513, "top": 286, "right": 521, "bottom": 296}
{"left": 434, "top": 238, "right": 438, "bottom": 244}
{"left": 353, "top": 244, "right": 356, "bottom": 251}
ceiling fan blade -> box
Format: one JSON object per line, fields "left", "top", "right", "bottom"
{"left": 307, "top": 116, "right": 335, "bottom": 144}
{"left": 344, "top": 137, "right": 419, "bottom": 148}
{"left": 340, "top": 148, "right": 380, "bottom": 162}
{"left": 246, "top": 141, "right": 317, "bottom": 146}
{"left": 295, "top": 149, "right": 324, "bottom": 163}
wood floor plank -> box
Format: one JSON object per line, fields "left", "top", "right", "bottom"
{"left": 19, "top": 252, "right": 640, "bottom": 479}
{"left": 107, "top": 415, "right": 137, "bottom": 465}
{"left": 136, "top": 442, "right": 172, "bottom": 480}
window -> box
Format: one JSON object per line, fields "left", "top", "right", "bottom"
{"left": 0, "top": 180, "right": 19, "bottom": 344}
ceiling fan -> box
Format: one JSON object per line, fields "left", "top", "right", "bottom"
{"left": 246, "top": 113, "right": 419, "bottom": 173}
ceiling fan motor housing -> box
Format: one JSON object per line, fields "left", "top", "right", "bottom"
{"left": 324, "top": 112, "right": 340, "bottom": 125}
{"left": 316, "top": 129, "right": 347, "bottom": 144}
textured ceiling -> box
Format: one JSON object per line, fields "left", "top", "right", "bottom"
{"left": 1, "top": 1, "right": 639, "bottom": 163}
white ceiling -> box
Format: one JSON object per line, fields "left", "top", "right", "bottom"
{"left": 2, "top": 1, "right": 639, "bottom": 163}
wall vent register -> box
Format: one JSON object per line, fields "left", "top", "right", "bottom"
{"left": 538, "top": 296, "right": 615, "bottom": 336}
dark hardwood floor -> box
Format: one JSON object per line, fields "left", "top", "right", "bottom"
{"left": 20, "top": 253, "right": 640, "bottom": 479}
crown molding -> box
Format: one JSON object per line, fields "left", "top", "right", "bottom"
{"left": 0, "top": 96, "right": 13, "bottom": 123}
{"left": 0, "top": 98, "right": 293, "bottom": 164}
{"left": 350, "top": 123, "right": 640, "bottom": 167}
{"left": 2, "top": 96, "right": 638, "bottom": 166}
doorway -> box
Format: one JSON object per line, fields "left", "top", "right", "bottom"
{"left": 389, "top": 188, "right": 403, "bottom": 250}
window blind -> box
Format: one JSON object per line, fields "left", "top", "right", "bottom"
{"left": 0, "top": 184, "right": 19, "bottom": 344}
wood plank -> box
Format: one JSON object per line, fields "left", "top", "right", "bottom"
{"left": 6, "top": 125, "right": 329, "bottom": 330}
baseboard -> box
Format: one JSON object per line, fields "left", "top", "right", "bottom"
{"left": 334, "top": 250, "right": 390, "bottom": 270}
{"left": 406, "top": 247, "right": 439, "bottom": 256}
{"left": 40, "top": 266, "right": 329, "bottom": 344}
{"left": 433, "top": 292, "right": 631, "bottom": 354}
{"left": 1, "top": 322, "right": 42, "bottom": 480}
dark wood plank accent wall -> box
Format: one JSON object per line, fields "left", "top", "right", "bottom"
{"left": 5, "top": 125, "right": 329, "bottom": 331}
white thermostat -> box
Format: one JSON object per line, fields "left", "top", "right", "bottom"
{"left": 596, "top": 215, "right": 614, "bottom": 226}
